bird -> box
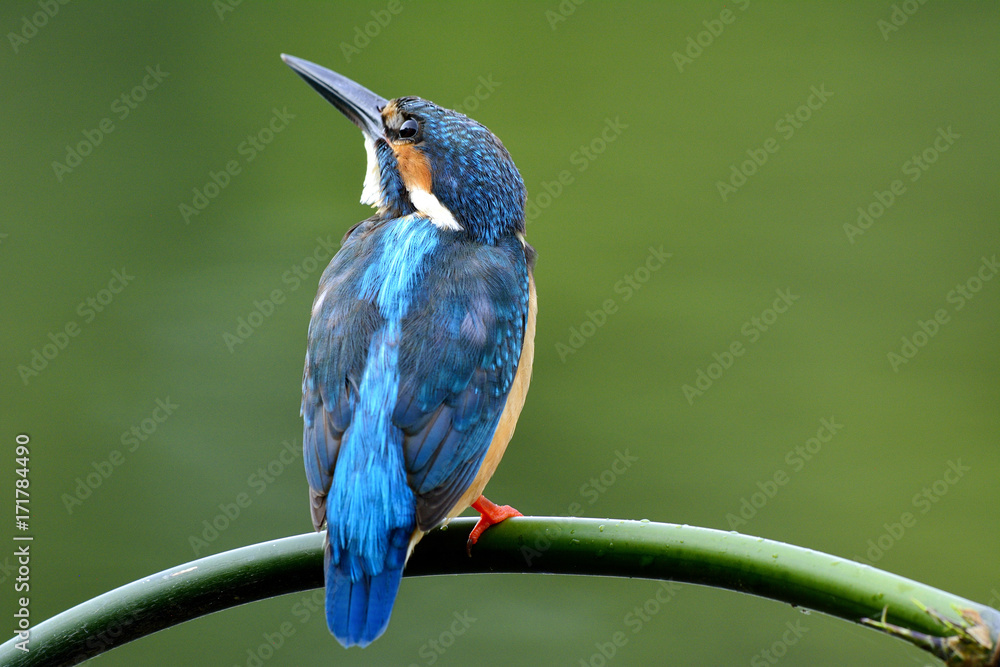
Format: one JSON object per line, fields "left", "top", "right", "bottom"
{"left": 281, "top": 54, "right": 537, "bottom": 648}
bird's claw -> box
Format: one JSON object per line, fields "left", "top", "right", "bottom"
{"left": 466, "top": 496, "right": 522, "bottom": 556}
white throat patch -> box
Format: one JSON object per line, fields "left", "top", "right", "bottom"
{"left": 408, "top": 186, "right": 462, "bottom": 231}
{"left": 360, "top": 136, "right": 383, "bottom": 208}
{"left": 360, "top": 136, "right": 463, "bottom": 232}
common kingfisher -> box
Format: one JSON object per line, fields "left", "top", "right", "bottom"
{"left": 282, "top": 55, "right": 537, "bottom": 648}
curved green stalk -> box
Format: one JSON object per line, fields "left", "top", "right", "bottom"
{"left": 1, "top": 518, "right": 997, "bottom": 666}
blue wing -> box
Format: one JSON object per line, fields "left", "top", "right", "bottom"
{"left": 302, "top": 219, "right": 531, "bottom": 531}
{"left": 301, "top": 218, "right": 384, "bottom": 531}
{"left": 300, "top": 216, "right": 531, "bottom": 646}
{"left": 394, "top": 232, "right": 531, "bottom": 529}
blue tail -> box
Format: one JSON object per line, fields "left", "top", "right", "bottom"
{"left": 326, "top": 526, "right": 411, "bottom": 647}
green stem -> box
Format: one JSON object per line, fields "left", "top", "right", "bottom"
{"left": 2, "top": 518, "right": 997, "bottom": 666}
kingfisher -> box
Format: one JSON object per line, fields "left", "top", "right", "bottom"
{"left": 282, "top": 55, "right": 537, "bottom": 648}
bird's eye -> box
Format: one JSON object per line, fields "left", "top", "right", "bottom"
{"left": 399, "top": 119, "right": 419, "bottom": 139}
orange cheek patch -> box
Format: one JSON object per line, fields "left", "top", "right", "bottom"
{"left": 392, "top": 144, "right": 432, "bottom": 193}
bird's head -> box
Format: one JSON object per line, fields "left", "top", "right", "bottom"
{"left": 283, "top": 55, "right": 525, "bottom": 244}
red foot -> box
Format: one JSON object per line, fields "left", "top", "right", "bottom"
{"left": 467, "top": 495, "right": 522, "bottom": 556}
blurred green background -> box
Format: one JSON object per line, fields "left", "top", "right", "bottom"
{"left": 2, "top": 2, "right": 998, "bottom": 665}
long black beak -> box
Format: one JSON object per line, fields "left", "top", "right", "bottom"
{"left": 281, "top": 54, "right": 387, "bottom": 140}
